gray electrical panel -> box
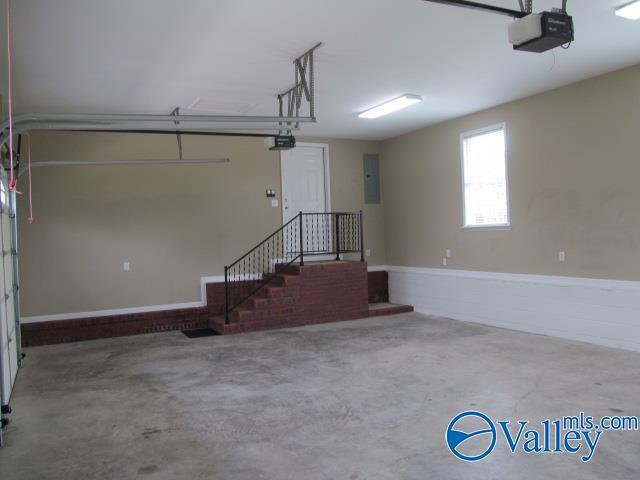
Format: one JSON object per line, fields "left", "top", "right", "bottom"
{"left": 363, "top": 154, "right": 381, "bottom": 204}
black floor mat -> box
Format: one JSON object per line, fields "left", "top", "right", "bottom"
{"left": 182, "top": 328, "right": 219, "bottom": 338}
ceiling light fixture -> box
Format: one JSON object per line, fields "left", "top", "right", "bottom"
{"left": 358, "top": 94, "right": 423, "bottom": 119}
{"left": 616, "top": 0, "right": 640, "bottom": 20}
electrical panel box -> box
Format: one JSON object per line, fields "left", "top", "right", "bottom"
{"left": 363, "top": 154, "right": 381, "bottom": 204}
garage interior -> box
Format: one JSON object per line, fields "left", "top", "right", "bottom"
{"left": 1, "top": 1, "right": 640, "bottom": 479}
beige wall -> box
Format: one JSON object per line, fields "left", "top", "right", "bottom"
{"left": 381, "top": 64, "right": 640, "bottom": 281}
{"left": 18, "top": 133, "right": 383, "bottom": 316}
{"left": 22, "top": 63, "right": 640, "bottom": 317}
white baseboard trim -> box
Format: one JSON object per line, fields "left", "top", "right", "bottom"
{"left": 367, "top": 264, "right": 388, "bottom": 272}
{"left": 22, "top": 275, "right": 226, "bottom": 324}
{"left": 386, "top": 265, "right": 640, "bottom": 352}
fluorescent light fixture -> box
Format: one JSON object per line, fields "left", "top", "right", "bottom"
{"left": 616, "top": 0, "right": 640, "bottom": 20}
{"left": 358, "top": 94, "right": 423, "bottom": 119}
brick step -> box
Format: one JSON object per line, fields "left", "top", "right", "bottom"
{"left": 239, "top": 293, "right": 295, "bottom": 311}
{"left": 367, "top": 303, "right": 414, "bottom": 318}
{"left": 210, "top": 314, "right": 304, "bottom": 334}
{"left": 273, "top": 264, "right": 302, "bottom": 275}
{"left": 270, "top": 274, "right": 300, "bottom": 287}
{"left": 260, "top": 266, "right": 300, "bottom": 283}
{"left": 256, "top": 285, "right": 286, "bottom": 298}
{"left": 210, "top": 316, "right": 241, "bottom": 334}
{"left": 230, "top": 303, "right": 298, "bottom": 323}
{"left": 245, "top": 297, "right": 269, "bottom": 310}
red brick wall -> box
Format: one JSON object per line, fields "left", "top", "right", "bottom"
{"left": 296, "top": 261, "right": 369, "bottom": 325}
{"left": 21, "top": 307, "right": 210, "bottom": 347}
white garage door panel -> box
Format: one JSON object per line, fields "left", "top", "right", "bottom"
{"left": 5, "top": 292, "right": 17, "bottom": 392}
{"left": 0, "top": 174, "right": 19, "bottom": 409}
{"left": 0, "top": 310, "right": 11, "bottom": 405}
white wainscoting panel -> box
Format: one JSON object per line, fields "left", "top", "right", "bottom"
{"left": 387, "top": 266, "right": 640, "bottom": 352}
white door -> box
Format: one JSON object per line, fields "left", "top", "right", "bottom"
{"left": 0, "top": 173, "right": 18, "bottom": 409}
{"left": 281, "top": 145, "right": 329, "bottom": 254}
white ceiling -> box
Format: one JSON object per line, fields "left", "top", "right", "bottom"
{"left": 2, "top": 0, "right": 640, "bottom": 140}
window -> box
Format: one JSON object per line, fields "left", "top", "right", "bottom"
{"left": 461, "top": 124, "right": 510, "bottom": 229}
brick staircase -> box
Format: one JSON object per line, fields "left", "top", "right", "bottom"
{"left": 210, "top": 261, "right": 371, "bottom": 334}
{"left": 209, "top": 261, "right": 414, "bottom": 334}
{"left": 208, "top": 212, "right": 413, "bottom": 335}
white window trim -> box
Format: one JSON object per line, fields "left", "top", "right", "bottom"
{"left": 460, "top": 122, "right": 511, "bottom": 230}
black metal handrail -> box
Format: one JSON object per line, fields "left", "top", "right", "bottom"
{"left": 224, "top": 211, "right": 364, "bottom": 324}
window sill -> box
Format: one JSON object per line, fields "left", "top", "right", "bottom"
{"left": 462, "top": 225, "right": 512, "bottom": 231}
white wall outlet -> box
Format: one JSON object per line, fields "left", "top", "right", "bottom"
{"left": 446, "top": 249, "right": 452, "bottom": 258}
{"left": 365, "top": 249, "right": 371, "bottom": 257}
{"left": 271, "top": 199, "right": 279, "bottom": 207}
{"left": 558, "top": 251, "right": 566, "bottom": 263}
{"left": 123, "top": 262, "right": 130, "bottom": 272}
{"left": 443, "top": 257, "right": 448, "bottom": 266}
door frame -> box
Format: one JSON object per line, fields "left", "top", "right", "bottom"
{"left": 279, "top": 142, "right": 332, "bottom": 225}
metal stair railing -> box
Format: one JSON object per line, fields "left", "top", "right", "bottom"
{"left": 224, "top": 211, "right": 364, "bottom": 324}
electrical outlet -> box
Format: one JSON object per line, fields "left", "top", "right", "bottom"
{"left": 123, "top": 262, "right": 130, "bottom": 272}
{"left": 443, "top": 257, "right": 448, "bottom": 266}
{"left": 365, "top": 249, "right": 371, "bottom": 257}
{"left": 446, "top": 249, "right": 452, "bottom": 258}
{"left": 271, "top": 199, "right": 279, "bottom": 207}
{"left": 559, "top": 251, "right": 566, "bottom": 263}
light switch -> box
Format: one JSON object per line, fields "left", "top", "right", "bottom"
{"left": 271, "top": 199, "right": 279, "bottom": 207}
{"left": 123, "top": 262, "right": 130, "bottom": 272}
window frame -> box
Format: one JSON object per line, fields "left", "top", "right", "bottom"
{"left": 459, "top": 122, "right": 511, "bottom": 231}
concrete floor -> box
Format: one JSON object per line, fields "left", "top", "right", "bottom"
{"left": 1, "top": 313, "right": 639, "bottom": 479}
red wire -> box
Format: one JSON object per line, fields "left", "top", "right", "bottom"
{"left": 27, "top": 134, "right": 34, "bottom": 223}
{"left": 5, "top": 0, "right": 15, "bottom": 191}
